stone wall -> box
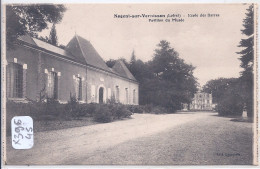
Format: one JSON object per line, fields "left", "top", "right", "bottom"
{"left": 6, "top": 44, "right": 139, "bottom": 105}
{"left": 86, "top": 68, "right": 139, "bottom": 105}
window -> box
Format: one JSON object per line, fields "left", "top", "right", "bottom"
{"left": 133, "top": 89, "right": 136, "bottom": 104}
{"left": 116, "top": 86, "right": 120, "bottom": 102}
{"left": 7, "top": 62, "right": 23, "bottom": 98}
{"left": 99, "top": 87, "right": 104, "bottom": 103}
{"left": 75, "top": 77, "right": 82, "bottom": 100}
{"left": 47, "top": 71, "right": 58, "bottom": 99}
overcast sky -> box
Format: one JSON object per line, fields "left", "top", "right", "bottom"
{"left": 40, "top": 4, "right": 249, "bottom": 86}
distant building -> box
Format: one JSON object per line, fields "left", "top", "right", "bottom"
{"left": 189, "top": 92, "right": 213, "bottom": 111}
{"left": 6, "top": 34, "right": 139, "bottom": 104}
{"left": 181, "top": 103, "right": 189, "bottom": 111}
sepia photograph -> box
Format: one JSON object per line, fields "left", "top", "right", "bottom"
{"left": 1, "top": 2, "right": 258, "bottom": 166}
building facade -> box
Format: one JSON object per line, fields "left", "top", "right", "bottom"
{"left": 189, "top": 92, "right": 212, "bottom": 110}
{"left": 6, "top": 35, "right": 139, "bottom": 104}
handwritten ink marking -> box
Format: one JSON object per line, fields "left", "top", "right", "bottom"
{"left": 11, "top": 116, "right": 34, "bottom": 149}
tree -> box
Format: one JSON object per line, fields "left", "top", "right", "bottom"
{"left": 143, "top": 40, "right": 198, "bottom": 111}
{"left": 106, "top": 58, "right": 130, "bottom": 69}
{"left": 237, "top": 4, "right": 254, "bottom": 117}
{"left": 130, "top": 50, "right": 136, "bottom": 64}
{"left": 106, "top": 59, "right": 116, "bottom": 68}
{"left": 6, "top": 5, "right": 66, "bottom": 49}
{"left": 129, "top": 50, "right": 139, "bottom": 78}
{"left": 107, "top": 41, "right": 198, "bottom": 111}
{"left": 203, "top": 78, "right": 244, "bottom": 117}
{"left": 202, "top": 78, "right": 238, "bottom": 103}
{"left": 49, "top": 24, "right": 58, "bottom": 46}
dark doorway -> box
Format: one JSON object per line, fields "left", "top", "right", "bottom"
{"left": 99, "top": 87, "right": 104, "bottom": 103}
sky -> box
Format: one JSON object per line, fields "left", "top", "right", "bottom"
{"left": 40, "top": 3, "right": 249, "bottom": 86}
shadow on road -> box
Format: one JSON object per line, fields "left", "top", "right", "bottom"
{"left": 210, "top": 114, "right": 253, "bottom": 123}
{"left": 230, "top": 118, "right": 253, "bottom": 123}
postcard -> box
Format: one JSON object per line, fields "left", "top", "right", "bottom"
{"left": 1, "top": 3, "right": 258, "bottom": 166}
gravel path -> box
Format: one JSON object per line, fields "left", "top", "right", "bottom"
{"left": 5, "top": 112, "right": 253, "bottom": 165}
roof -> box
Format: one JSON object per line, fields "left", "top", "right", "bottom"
{"left": 18, "top": 35, "right": 80, "bottom": 63}
{"left": 18, "top": 34, "right": 137, "bottom": 82}
{"left": 112, "top": 60, "right": 137, "bottom": 81}
{"left": 18, "top": 35, "right": 37, "bottom": 46}
{"left": 66, "top": 35, "right": 112, "bottom": 72}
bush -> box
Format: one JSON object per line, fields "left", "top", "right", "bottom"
{"left": 125, "top": 104, "right": 172, "bottom": 114}
{"left": 93, "top": 104, "right": 113, "bottom": 123}
{"left": 151, "top": 106, "right": 169, "bottom": 114}
{"left": 113, "top": 104, "right": 132, "bottom": 119}
{"left": 127, "top": 105, "right": 144, "bottom": 113}
{"left": 216, "top": 91, "right": 244, "bottom": 117}
{"left": 65, "top": 95, "right": 81, "bottom": 119}
{"left": 6, "top": 97, "right": 134, "bottom": 126}
{"left": 93, "top": 102, "right": 133, "bottom": 123}
{"left": 142, "top": 104, "right": 153, "bottom": 113}
{"left": 78, "top": 103, "right": 96, "bottom": 117}
{"left": 128, "top": 104, "right": 171, "bottom": 114}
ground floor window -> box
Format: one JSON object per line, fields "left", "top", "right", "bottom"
{"left": 75, "top": 76, "right": 82, "bottom": 100}
{"left": 7, "top": 62, "right": 23, "bottom": 98}
{"left": 99, "top": 87, "right": 104, "bottom": 103}
{"left": 133, "top": 89, "right": 136, "bottom": 104}
{"left": 47, "top": 71, "right": 58, "bottom": 99}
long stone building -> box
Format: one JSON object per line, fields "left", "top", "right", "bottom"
{"left": 189, "top": 92, "right": 213, "bottom": 110}
{"left": 6, "top": 34, "right": 139, "bottom": 104}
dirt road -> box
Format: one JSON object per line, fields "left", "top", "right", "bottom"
{"left": 5, "top": 112, "right": 253, "bottom": 165}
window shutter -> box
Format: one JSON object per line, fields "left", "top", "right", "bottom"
{"left": 45, "top": 71, "right": 49, "bottom": 98}
{"left": 81, "top": 78, "right": 85, "bottom": 102}
{"left": 125, "top": 88, "right": 128, "bottom": 104}
{"left": 6, "top": 64, "right": 10, "bottom": 98}
{"left": 54, "top": 72, "right": 58, "bottom": 99}
{"left": 57, "top": 76, "right": 60, "bottom": 100}
{"left": 22, "top": 69, "right": 27, "bottom": 98}
{"left": 74, "top": 77, "right": 78, "bottom": 98}
{"left": 91, "top": 85, "right": 96, "bottom": 102}
{"left": 107, "top": 88, "right": 111, "bottom": 99}
{"left": 9, "top": 63, "right": 14, "bottom": 98}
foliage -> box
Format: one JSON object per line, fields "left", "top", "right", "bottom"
{"left": 36, "top": 35, "right": 50, "bottom": 44}
{"left": 202, "top": 78, "right": 238, "bottom": 103}
{"left": 93, "top": 102, "right": 132, "bottom": 123}
{"left": 65, "top": 95, "right": 81, "bottom": 119}
{"left": 59, "top": 44, "right": 66, "bottom": 49}
{"left": 126, "top": 104, "right": 171, "bottom": 114}
{"left": 6, "top": 5, "right": 66, "bottom": 49}
{"left": 215, "top": 81, "right": 244, "bottom": 117}
{"left": 130, "top": 50, "right": 136, "bottom": 64}
{"left": 142, "top": 104, "right": 153, "bottom": 113}
{"left": 237, "top": 4, "right": 254, "bottom": 118}
{"left": 203, "top": 78, "right": 244, "bottom": 117}
{"left": 142, "top": 40, "right": 198, "bottom": 111}
{"left": 49, "top": 24, "right": 58, "bottom": 46}
{"left": 105, "top": 41, "right": 198, "bottom": 112}
{"left": 93, "top": 104, "right": 114, "bottom": 123}
{"left": 127, "top": 105, "right": 144, "bottom": 113}
{"left": 216, "top": 97, "right": 243, "bottom": 117}
{"left": 45, "top": 97, "right": 63, "bottom": 116}
{"left": 106, "top": 59, "right": 116, "bottom": 68}
{"left": 151, "top": 106, "right": 170, "bottom": 114}
{"left": 6, "top": 100, "right": 134, "bottom": 135}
